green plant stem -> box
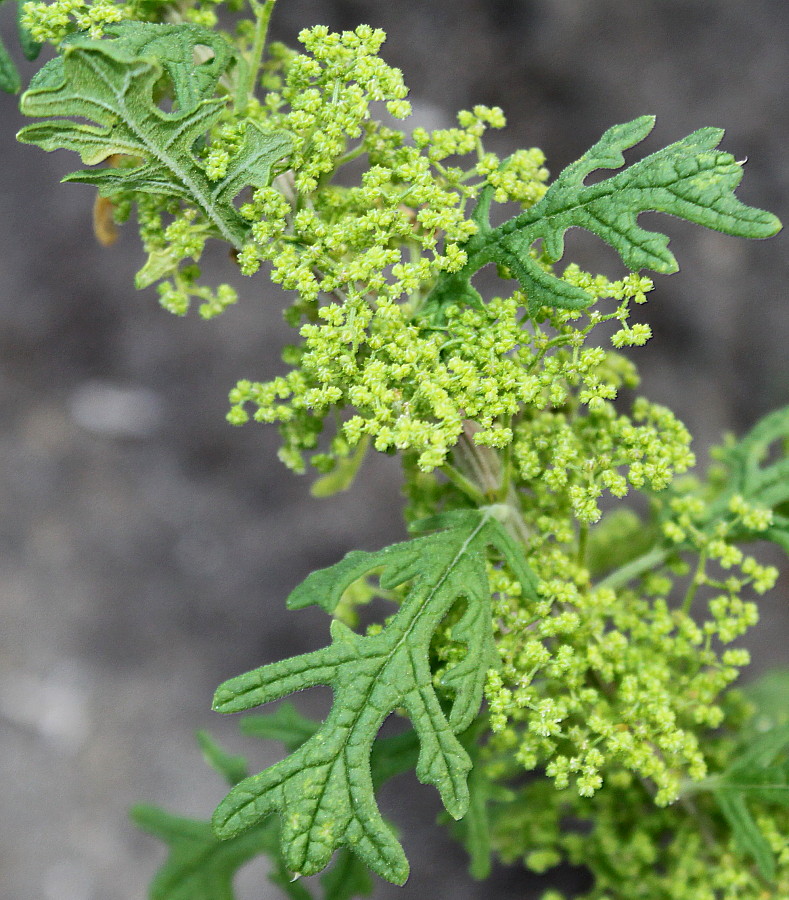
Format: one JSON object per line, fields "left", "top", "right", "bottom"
{"left": 242, "top": 0, "right": 276, "bottom": 112}
{"left": 677, "top": 795, "right": 718, "bottom": 852}
{"left": 441, "top": 462, "right": 488, "bottom": 505}
{"left": 679, "top": 774, "right": 722, "bottom": 797}
{"left": 333, "top": 142, "right": 369, "bottom": 170}
{"left": 498, "top": 432, "right": 513, "bottom": 502}
{"left": 596, "top": 545, "right": 672, "bottom": 591}
{"left": 682, "top": 549, "right": 708, "bottom": 614}
{"left": 577, "top": 522, "right": 588, "bottom": 567}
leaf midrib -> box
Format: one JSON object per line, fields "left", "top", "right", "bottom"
{"left": 79, "top": 47, "right": 243, "bottom": 248}
{"left": 225, "top": 518, "right": 488, "bottom": 870}
{"left": 295, "top": 516, "right": 485, "bottom": 867}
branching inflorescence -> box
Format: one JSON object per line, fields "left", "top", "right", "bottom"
{"left": 10, "top": 1, "right": 788, "bottom": 897}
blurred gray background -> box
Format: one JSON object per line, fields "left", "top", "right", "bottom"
{"left": 1, "top": 1, "right": 787, "bottom": 897}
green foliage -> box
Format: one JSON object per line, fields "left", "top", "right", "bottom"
{"left": 423, "top": 115, "right": 781, "bottom": 320}
{"left": 131, "top": 721, "right": 305, "bottom": 900}
{"left": 212, "top": 509, "right": 539, "bottom": 883}
{"left": 132, "top": 804, "right": 282, "bottom": 900}
{"left": 0, "top": 34, "right": 20, "bottom": 94}
{"left": 710, "top": 725, "right": 789, "bottom": 881}
{"left": 438, "top": 718, "right": 514, "bottom": 880}
{"left": 12, "top": 5, "right": 787, "bottom": 899}
{"left": 0, "top": 0, "right": 40, "bottom": 93}
{"left": 16, "top": 23, "right": 291, "bottom": 248}
{"left": 197, "top": 729, "right": 248, "bottom": 786}
{"left": 310, "top": 436, "right": 370, "bottom": 498}
{"left": 744, "top": 668, "right": 789, "bottom": 730}
{"left": 133, "top": 705, "right": 382, "bottom": 900}
{"left": 15, "top": 0, "right": 41, "bottom": 60}
{"left": 707, "top": 404, "right": 789, "bottom": 554}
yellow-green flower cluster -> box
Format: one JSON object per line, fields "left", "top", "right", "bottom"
{"left": 157, "top": 271, "right": 238, "bottom": 319}
{"left": 480, "top": 475, "right": 775, "bottom": 808}
{"left": 21, "top": 0, "right": 231, "bottom": 43}
{"left": 134, "top": 120, "right": 251, "bottom": 316}
{"left": 235, "top": 112, "right": 523, "bottom": 308}
{"left": 476, "top": 147, "right": 551, "bottom": 206}
{"left": 129, "top": 197, "right": 239, "bottom": 319}
{"left": 256, "top": 25, "right": 412, "bottom": 195}
{"left": 488, "top": 755, "right": 789, "bottom": 900}
{"left": 231, "top": 29, "right": 552, "bottom": 312}
{"left": 659, "top": 492, "right": 778, "bottom": 642}
{"left": 513, "top": 395, "right": 695, "bottom": 535}
{"left": 237, "top": 147, "right": 477, "bottom": 301}
{"left": 228, "top": 294, "right": 539, "bottom": 471}
{"left": 88, "top": 23, "right": 552, "bottom": 333}
{"left": 200, "top": 121, "right": 248, "bottom": 183}
{"left": 413, "top": 105, "right": 509, "bottom": 164}
{"left": 24, "top": 3, "right": 787, "bottom": 894}
{"left": 230, "top": 261, "right": 673, "bottom": 482}
{"left": 22, "top": 0, "right": 128, "bottom": 44}
{"left": 485, "top": 563, "right": 712, "bottom": 804}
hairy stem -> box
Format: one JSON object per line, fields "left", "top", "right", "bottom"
{"left": 577, "top": 522, "right": 589, "bottom": 567}
{"left": 682, "top": 549, "right": 708, "bottom": 614}
{"left": 441, "top": 462, "right": 488, "bottom": 506}
{"left": 241, "top": 0, "right": 277, "bottom": 112}
{"left": 596, "top": 545, "right": 672, "bottom": 591}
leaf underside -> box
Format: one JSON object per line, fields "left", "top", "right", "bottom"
{"left": 0, "top": 37, "right": 20, "bottom": 94}
{"left": 211, "top": 509, "right": 539, "bottom": 884}
{"left": 710, "top": 404, "right": 789, "bottom": 553}
{"left": 134, "top": 705, "right": 387, "bottom": 900}
{"left": 0, "top": 0, "right": 41, "bottom": 93}
{"left": 133, "top": 804, "right": 281, "bottom": 900}
{"left": 423, "top": 115, "right": 781, "bottom": 320}
{"left": 712, "top": 724, "right": 789, "bottom": 882}
{"left": 438, "top": 717, "right": 512, "bottom": 880}
{"left": 16, "top": 23, "right": 292, "bottom": 248}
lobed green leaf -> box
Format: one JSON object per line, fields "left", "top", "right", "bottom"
{"left": 709, "top": 404, "right": 789, "bottom": 554}
{"left": 744, "top": 669, "right": 789, "bottom": 730}
{"left": 211, "top": 510, "right": 539, "bottom": 884}
{"left": 438, "top": 718, "right": 513, "bottom": 880}
{"left": 16, "top": 0, "right": 40, "bottom": 62}
{"left": 0, "top": 0, "right": 39, "bottom": 93}
{"left": 240, "top": 701, "right": 321, "bottom": 753}
{"left": 16, "top": 24, "right": 292, "bottom": 249}
{"left": 422, "top": 116, "right": 781, "bottom": 320}
{"left": 132, "top": 805, "right": 287, "bottom": 900}
{"left": 0, "top": 35, "right": 20, "bottom": 94}
{"left": 711, "top": 725, "right": 789, "bottom": 881}
{"left": 134, "top": 709, "right": 398, "bottom": 899}
{"left": 197, "top": 730, "right": 249, "bottom": 787}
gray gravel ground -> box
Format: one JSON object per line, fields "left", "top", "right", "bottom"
{"left": 1, "top": 1, "right": 788, "bottom": 898}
